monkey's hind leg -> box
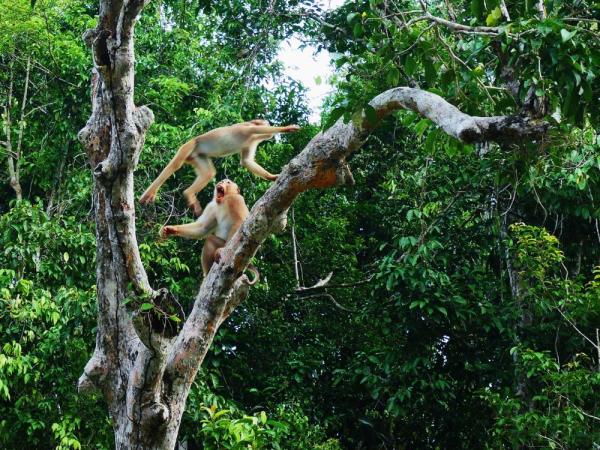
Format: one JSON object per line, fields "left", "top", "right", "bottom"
{"left": 185, "top": 154, "right": 216, "bottom": 216}
{"left": 202, "top": 235, "right": 226, "bottom": 277}
{"left": 140, "top": 139, "right": 196, "bottom": 204}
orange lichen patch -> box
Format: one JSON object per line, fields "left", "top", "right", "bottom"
{"left": 203, "top": 322, "right": 216, "bottom": 338}
{"left": 125, "top": 253, "right": 136, "bottom": 281}
{"left": 311, "top": 161, "right": 339, "bottom": 189}
{"left": 285, "top": 177, "right": 309, "bottom": 197}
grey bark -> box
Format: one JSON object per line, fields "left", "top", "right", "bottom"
{"left": 2, "top": 55, "right": 31, "bottom": 200}
{"left": 77, "top": 2, "right": 549, "bottom": 449}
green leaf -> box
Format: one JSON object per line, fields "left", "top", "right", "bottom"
{"left": 486, "top": 7, "right": 502, "bottom": 26}
{"left": 386, "top": 67, "right": 400, "bottom": 86}
{"left": 560, "top": 28, "right": 576, "bottom": 43}
{"left": 353, "top": 22, "right": 364, "bottom": 38}
{"left": 424, "top": 59, "right": 436, "bottom": 85}
{"left": 414, "top": 119, "right": 430, "bottom": 137}
{"left": 140, "top": 303, "right": 154, "bottom": 311}
{"left": 364, "top": 104, "right": 377, "bottom": 125}
{"left": 323, "top": 107, "right": 345, "bottom": 130}
{"left": 386, "top": 275, "right": 395, "bottom": 291}
{"left": 404, "top": 56, "right": 417, "bottom": 77}
{"left": 346, "top": 12, "right": 359, "bottom": 25}
{"left": 424, "top": 128, "right": 440, "bottom": 153}
{"left": 470, "top": 0, "right": 483, "bottom": 17}
{"left": 213, "top": 409, "right": 230, "bottom": 419}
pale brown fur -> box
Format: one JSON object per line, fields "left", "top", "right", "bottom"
{"left": 160, "top": 179, "right": 259, "bottom": 283}
{"left": 140, "top": 119, "right": 300, "bottom": 215}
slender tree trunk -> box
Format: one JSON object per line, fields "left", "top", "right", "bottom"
{"left": 13, "top": 55, "right": 32, "bottom": 201}
{"left": 46, "top": 141, "right": 68, "bottom": 216}
{"left": 500, "top": 216, "right": 531, "bottom": 402}
{"left": 3, "top": 56, "right": 23, "bottom": 200}
{"left": 76, "top": 2, "right": 548, "bottom": 448}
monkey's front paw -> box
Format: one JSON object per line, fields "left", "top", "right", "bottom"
{"left": 284, "top": 125, "right": 301, "bottom": 132}
{"left": 139, "top": 191, "right": 156, "bottom": 205}
{"left": 267, "top": 174, "right": 279, "bottom": 182}
{"left": 159, "top": 226, "right": 175, "bottom": 239}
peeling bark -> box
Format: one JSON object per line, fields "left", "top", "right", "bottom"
{"left": 79, "top": 2, "right": 549, "bottom": 448}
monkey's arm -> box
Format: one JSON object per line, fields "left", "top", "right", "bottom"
{"left": 246, "top": 125, "right": 300, "bottom": 135}
{"left": 161, "top": 203, "right": 217, "bottom": 239}
{"left": 240, "top": 141, "right": 278, "bottom": 181}
{"left": 240, "top": 155, "right": 278, "bottom": 181}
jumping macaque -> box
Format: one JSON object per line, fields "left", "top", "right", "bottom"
{"left": 160, "top": 179, "right": 259, "bottom": 283}
{"left": 140, "top": 120, "right": 300, "bottom": 215}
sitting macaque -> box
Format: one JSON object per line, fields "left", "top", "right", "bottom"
{"left": 140, "top": 119, "right": 300, "bottom": 215}
{"left": 160, "top": 179, "right": 259, "bottom": 283}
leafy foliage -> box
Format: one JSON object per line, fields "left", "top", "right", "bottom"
{"left": 1, "top": 0, "right": 600, "bottom": 448}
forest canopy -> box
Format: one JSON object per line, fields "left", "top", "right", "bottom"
{"left": 1, "top": 0, "right": 600, "bottom": 448}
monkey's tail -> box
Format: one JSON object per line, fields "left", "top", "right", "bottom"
{"left": 244, "top": 264, "right": 260, "bottom": 285}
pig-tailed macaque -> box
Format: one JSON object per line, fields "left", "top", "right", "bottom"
{"left": 161, "top": 179, "right": 259, "bottom": 283}
{"left": 140, "top": 120, "right": 300, "bottom": 215}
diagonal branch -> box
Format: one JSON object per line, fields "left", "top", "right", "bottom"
{"left": 165, "top": 86, "right": 549, "bottom": 380}
{"left": 370, "top": 88, "right": 548, "bottom": 143}
{"left": 122, "top": 0, "right": 151, "bottom": 35}
{"left": 422, "top": 12, "right": 503, "bottom": 35}
{"left": 383, "top": 10, "right": 507, "bottom": 37}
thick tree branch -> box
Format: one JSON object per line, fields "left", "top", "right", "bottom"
{"left": 370, "top": 88, "right": 548, "bottom": 143}
{"left": 123, "top": 0, "right": 150, "bottom": 32}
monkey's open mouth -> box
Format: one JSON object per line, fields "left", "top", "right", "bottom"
{"left": 216, "top": 185, "right": 225, "bottom": 200}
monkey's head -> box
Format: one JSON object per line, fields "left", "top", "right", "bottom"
{"left": 214, "top": 179, "right": 240, "bottom": 203}
{"left": 248, "top": 119, "right": 270, "bottom": 126}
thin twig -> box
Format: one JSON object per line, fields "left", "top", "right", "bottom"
{"left": 299, "top": 293, "right": 355, "bottom": 312}
{"left": 290, "top": 207, "right": 301, "bottom": 289}
{"left": 296, "top": 273, "right": 374, "bottom": 293}
{"left": 555, "top": 307, "right": 599, "bottom": 351}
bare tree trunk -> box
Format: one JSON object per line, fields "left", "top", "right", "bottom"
{"left": 536, "top": 0, "right": 547, "bottom": 20}
{"left": 500, "top": 216, "right": 531, "bottom": 402}
{"left": 2, "top": 56, "right": 24, "bottom": 200}
{"left": 76, "top": 1, "right": 164, "bottom": 447}
{"left": 46, "top": 141, "right": 68, "bottom": 216}
{"left": 76, "top": 2, "right": 549, "bottom": 448}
